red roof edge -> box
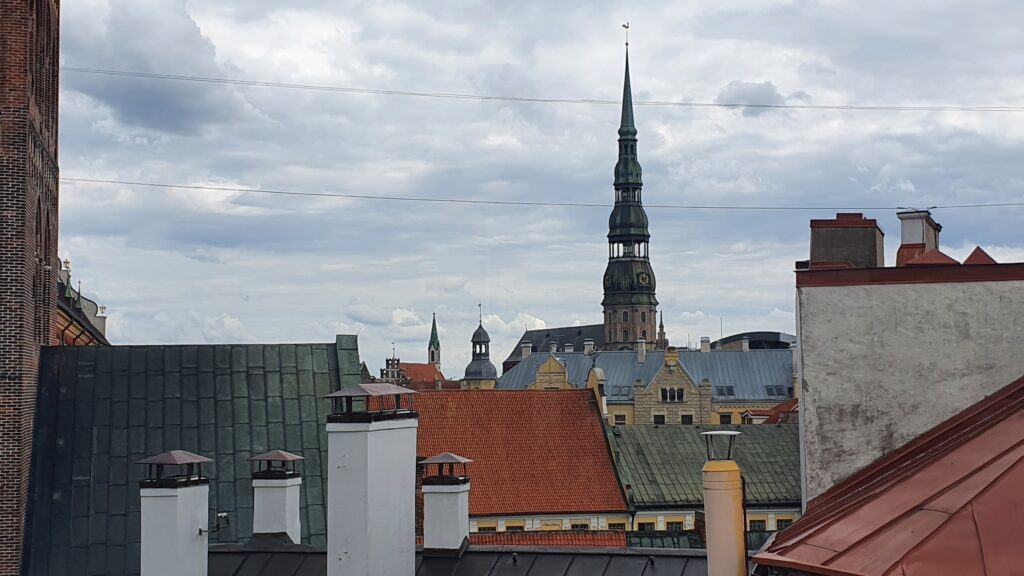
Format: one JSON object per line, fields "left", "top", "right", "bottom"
{"left": 809, "top": 213, "right": 882, "bottom": 231}
{"left": 764, "top": 373, "right": 1024, "bottom": 557}
{"left": 963, "top": 246, "right": 998, "bottom": 265}
{"left": 896, "top": 242, "right": 926, "bottom": 267}
{"left": 905, "top": 248, "right": 960, "bottom": 267}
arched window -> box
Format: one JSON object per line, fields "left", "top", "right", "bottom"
{"left": 642, "top": 330, "right": 647, "bottom": 340}
{"left": 641, "top": 312, "right": 646, "bottom": 323}
{"left": 622, "top": 329, "right": 629, "bottom": 342}
{"left": 622, "top": 311, "right": 629, "bottom": 323}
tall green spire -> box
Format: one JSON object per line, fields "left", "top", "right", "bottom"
{"left": 619, "top": 49, "right": 636, "bottom": 138}
{"left": 429, "top": 313, "right": 440, "bottom": 349}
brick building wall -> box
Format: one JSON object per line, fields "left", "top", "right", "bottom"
{"left": 0, "top": 0, "right": 61, "bottom": 572}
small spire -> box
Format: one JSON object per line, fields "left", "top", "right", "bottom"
{"left": 619, "top": 38, "right": 636, "bottom": 138}
{"left": 478, "top": 303, "right": 482, "bottom": 324}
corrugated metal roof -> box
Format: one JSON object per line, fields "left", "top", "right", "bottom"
{"left": 608, "top": 424, "right": 801, "bottom": 507}
{"left": 497, "top": 349, "right": 793, "bottom": 403}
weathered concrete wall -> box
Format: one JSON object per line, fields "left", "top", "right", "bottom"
{"left": 798, "top": 279, "right": 1024, "bottom": 500}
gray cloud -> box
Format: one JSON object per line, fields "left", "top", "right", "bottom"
{"left": 714, "top": 81, "right": 791, "bottom": 116}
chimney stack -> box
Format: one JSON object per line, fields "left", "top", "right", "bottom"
{"left": 896, "top": 209, "right": 942, "bottom": 266}
{"left": 421, "top": 452, "right": 473, "bottom": 554}
{"left": 807, "top": 213, "right": 885, "bottom": 269}
{"left": 325, "top": 384, "right": 419, "bottom": 576}
{"left": 700, "top": 431, "right": 746, "bottom": 576}
{"left": 700, "top": 337, "right": 711, "bottom": 353}
{"left": 583, "top": 338, "right": 596, "bottom": 355}
{"left": 549, "top": 342, "right": 557, "bottom": 354}
{"left": 740, "top": 337, "right": 750, "bottom": 352}
{"left": 564, "top": 342, "right": 574, "bottom": 353}
{"left": 138, "top": 450, "right": 213, "bottom": 576}
{"left": 637, "top": 338, "right": 647, "bottom": 364}
{"left": 520, "top": 341, "right": 532, "bottom": 360}
{"left": 249, "top": 450, "right": 304, "bottom": 544}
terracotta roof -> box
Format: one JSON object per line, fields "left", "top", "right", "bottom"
{"left": 415, "top": 390, "right": 627, "bottom": 517}
{"left": 469, "top": 530, "right": 627, "bottom": 548}
{"left": 963, "top": 246, "right": 998, "bottom": 265}
{"left": 763, "top": 397, "right": 799, "bottom": 424}
{"left": 905, "top": 248, "right": 960, "bottom": 266}
{"left": 400, "top": 362, "right": 445, "bottom": 383}
{"left": 754, "top": 374, "right": 1024, "bottom": 576}
{"left": 405, "top": 379, "right": 462, "bottom": 392}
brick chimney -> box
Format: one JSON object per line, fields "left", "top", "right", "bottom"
{"left": 249, "top": 450, "right": 304, "bottom": 544}
{"left": 701, "top": 432, "right": 746, "bottom": 576}
{"left": 138, "top": 450, "right": 213, "bottom": 576}
{"left": 421, "top": 452, "right": 472, "bottom": 554}
{"left": 896, "top": 209, "right": 942, "bottom": 266}
{"left": 325, "top": 384, "right": 419, "bottom": 576}
{"left": 807, "top": 213, "right": 885, "bottom": 269}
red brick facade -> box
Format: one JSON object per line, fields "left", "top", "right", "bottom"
{"left": 0, "top": 0, "right": 60, "bottom": 572}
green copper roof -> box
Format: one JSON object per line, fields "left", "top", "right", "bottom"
{"left": 429, "top": 313, "right": 440, "bottom": 349}
{"left": 619, "top": 50, "right": 636, "bottom": 138}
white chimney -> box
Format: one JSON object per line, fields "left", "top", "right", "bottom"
{"left": 637, "top": 338, "right": 647, "bottom": 364}
{"left": 138, "top": 450, "right": 213, "bottom": 576}
{"left": 583, "top": 338, "right": 596, "bottom": 355}
{"left": 564, "top": 342, "right": 574, "bottom": 353}
{"left": 421, "top": 452, "right": 472, "bottom": 553}
{"left": 701, "top": 431, "right": 746, "bottom": 576}
{"left": 250, "top": 450, "right": 304, "bottom": 544}
{"left": 896, "top": 209, "right": 942, "bottom": 266}
{"left": 740, "top": 337, "right": 750, "bottom": 352}
{"left": 325, "top": 384, "right": 419, "bottom": 576}
{"left": 520, "top": 341, "right": 532, "bottom": 360}
{"left": 700, "top": 336, "right": 711, "bottom": 353}
{"left": 549, "top": 342, "right": 557, "bottom": 354}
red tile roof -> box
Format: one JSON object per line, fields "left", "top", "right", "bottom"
{"left": 400, "top": 362, "right": 445, "bottom": 384}
{"left": 469, "top": 530, "right": 627, "bottom": 548}
{"left": 415, "top": 390, "right": 627, "bottom": 517}
{"left": 763, "top": 397, "right": 799, "bottom": 424}
{"left": 905, "top": 248, "right": 960, "bottom": 266}
{"left": 405, "top": 379, "right": 462, "bottom": 392}
{"left": 754, "top": 374, "right": 1024, "bottom": 576}
{"left": 963, "top": 246, "right": 998, "bottom": 265}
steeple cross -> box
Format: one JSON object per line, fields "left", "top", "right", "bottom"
{"left": 622, "top": 22, "right": 629, "bottom": 47}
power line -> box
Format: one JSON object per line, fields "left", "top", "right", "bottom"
{"left": 60, "top": 177, "right": 1024, "bottom": 211}
{"left": 59, "top": 66, "right": 1024, "bottom": 113}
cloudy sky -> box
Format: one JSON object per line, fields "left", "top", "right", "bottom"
{"left": 59, "top": 0, "right": 1024, "bottom": 377}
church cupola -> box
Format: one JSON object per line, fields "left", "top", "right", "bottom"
{"left": 463, "top": 320, "right": 497, "bottom": 389}
{"left": 428, "top": 313, "right": 441, "bottom": 369}
{"left": 602, "top": 46, "right": 659, "bottom": 350}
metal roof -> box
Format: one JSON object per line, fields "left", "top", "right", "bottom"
{"left": 249, "top": 450, "right": 304, "bottom": 462}
{"left": 324, "top": 382, "right": 416, "bottom": 397}
{"left": 137, "top": 450, "right": 213, "bottom": 466}
{"left": 501, "top": 324, "right": 605, "bottom": 369}
{"left": 607, "top": 424, "right": 801, "bottom": 508}
{"left": 421, "top": 452, "right": 473, "bottom": 465}
{"left": 497, "top": 349, "right": 793, "bottom": 403}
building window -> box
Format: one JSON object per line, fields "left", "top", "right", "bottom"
{"left": 716, "top": 385, "right": 736, "bottom": 397}
{"left": 641, "top": 311, "right": 646, "bottom": 323}
{"left": 661, "top": 388, "right": 684, "bottom": 402}
{"left": 641, "top": 330, "right": 647, "bottom": 340}
{"left": 505, "top": 525, "right": 525, "bottom": 532}
{"left": 749, "top": 520, "right": 767, "bottom": 531}
{"left": 477, "top": 526, "right": 497, "bottom": 533}
{"left": 570, "top": 523, "right": 590, "bottom": 531}
{"left": 653, "top": 414, "right": 666, "bottom": 425}
{"left": 623, "top": 311, "right": 629, "bottom": 322}
{"left": 608, "top": 523, "right": 626, "bottom": 531}
{"left": 623, "top": 329, "right": 629, "bottom": 341}
{"left": 681, "top": 414, "right": 693, "bottom": 425}
{"left": 614, "top": 414, "right": 626, "bottom": 425}
{"left": 666, "top": 522, "right": 685, "bottom": 531}
{"left": 719, "top": 413, "right": 732, "bottom": 425}
{"left": 637, "top": 522, "right": 656, "bottom": 531}
{"left": 776, "top": 519, "right": 793, "bottom": 531}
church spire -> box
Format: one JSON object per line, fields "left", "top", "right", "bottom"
{"left": 428, "top": 312, "right": 441, "bottom": 368}
{"left": 602, "top": 42, "right": 658, "bottom": 351}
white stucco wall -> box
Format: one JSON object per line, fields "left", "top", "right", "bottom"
{"left": 423, "top": 483, "right": 470, "bottom": 550}
{"left": 140, "top": 484, "right": 209, "bottom": 576}
{"left": 798, "top": 279, "right": 1024, "bottom": 501}
{"left": 252, "top": 477, "right": 302, "bottom": 544}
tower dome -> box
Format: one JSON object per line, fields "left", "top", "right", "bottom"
{"left": 464, "top": 322, "right": 497, "bottom": 381}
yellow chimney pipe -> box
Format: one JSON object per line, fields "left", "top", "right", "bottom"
{"left": 702, "top": 432, "right": 746, "bottom": 576}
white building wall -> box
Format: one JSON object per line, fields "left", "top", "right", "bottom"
{"left": 422, "top": 483, "right": 470, "bottom": 550}
{"left": 140, "top": 484, "right": 208, "bottom": 576}
{"left": 798, "top": 279, "right": 1024, "bottom": 500}
{"left": 252, "top": 477, "right": 302, "bottom": 543}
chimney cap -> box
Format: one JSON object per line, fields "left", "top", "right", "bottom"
{"left": 137, "top": 450, "right": 212, "bottom": 466}
{"left": 421, "top": 452, "right": 473, "bottom": 465}
{"left": 701, "top": 430, "right": 741, "bottom": 461}
{"left": 326, "top": 383, "right": 418, "bottom": 423}
{"left": 249, "top": 449, "right": 304, "bottom": 462}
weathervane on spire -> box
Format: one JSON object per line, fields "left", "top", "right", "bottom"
{"left": 477, "top": 303, "right": 482, "bottom": 323}
{"left": 622, "top": 22, "right": 629, "bottom": 47}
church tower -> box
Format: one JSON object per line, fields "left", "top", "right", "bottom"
{"left": 602, "top": 47, "right": 658, "bottom": 350}
{"left": 0, "top": 0, "right": 61, "bottom": 571}
{"left": 462, "top": 322, "right": 497, "bottom": 390}
{"left": 428, "top": 313, "right": 441, "bottom": 369}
